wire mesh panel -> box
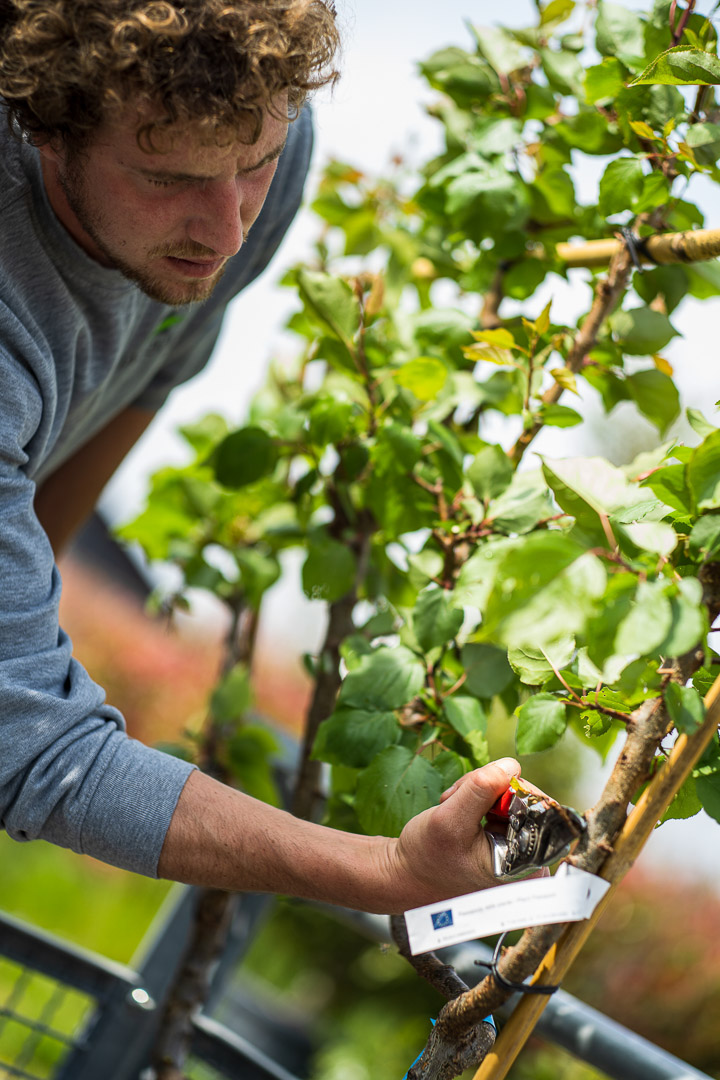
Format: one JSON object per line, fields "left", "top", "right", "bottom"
{"left": 0, "top": 957, "right": 95, "bottom": 1080}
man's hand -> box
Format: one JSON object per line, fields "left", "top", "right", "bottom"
{"left": 386, "top": 758, "right": 524, "bottom": 910}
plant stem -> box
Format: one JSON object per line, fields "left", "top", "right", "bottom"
{"left": 509, "top": 241, "right": 634, "bottom": 464}
{"left": 291, "top": 586, "right": 357, "bottom": 820}
{"left": 152, "top": 594, "right": 258, "bottom": 1079}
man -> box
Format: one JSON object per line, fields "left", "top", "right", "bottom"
{"left": 0, "top": 0, "right": 523, "bottom": 915}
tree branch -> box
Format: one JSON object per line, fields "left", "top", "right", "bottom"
{"left": 407, "top": 641, "right": 709, "bottom": 1080}
{"left": 509, "top": 241, "right": 633, "bottom": 464}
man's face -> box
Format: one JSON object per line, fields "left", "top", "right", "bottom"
{"left": 41, "top": 105, "right": 289, "bottom": 305}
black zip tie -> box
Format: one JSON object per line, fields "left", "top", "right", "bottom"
{"left": 620, "top": 227, "right": 662, "bottom": 271}
{"left": 474, "top": 932, "right": 560, "bottom": 996}
{"left": 620, "top": 226, "right": 645, "bottom": 272}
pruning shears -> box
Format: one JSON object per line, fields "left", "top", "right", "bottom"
{"left": 485, "top": 778, "right": 586, "bottom": 880}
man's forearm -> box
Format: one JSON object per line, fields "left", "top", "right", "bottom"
{"left": 157, "top": 770, "right": 409, "bottom": 913}
{"left": 157, "top": 759, "right": 523, "bottom": 914}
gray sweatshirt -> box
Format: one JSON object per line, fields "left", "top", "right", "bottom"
{"left": 0, "top": 106, "right": 312, "bottom": 876}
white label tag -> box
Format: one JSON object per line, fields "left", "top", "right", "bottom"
{"left": 404, "top": 864, "right": 611, "bottom": 956}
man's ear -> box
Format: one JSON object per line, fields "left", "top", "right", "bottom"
{"left": 35, "top": 135, "right": 67, "bottom": 168}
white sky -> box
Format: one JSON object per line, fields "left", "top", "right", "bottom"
{"left": 100, "top": 0, "right": 720, "bottom": 885}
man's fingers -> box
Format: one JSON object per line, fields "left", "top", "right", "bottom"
{"left": 439, "top": 758, "right": 521, "bottom": 812}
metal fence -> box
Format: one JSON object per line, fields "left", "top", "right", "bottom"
{"left": 0, "top": 886, "right": 714, "bottom": 1080}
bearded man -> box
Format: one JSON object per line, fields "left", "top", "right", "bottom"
{"left": 0, "top": 0, "right": 523, "bottom": 914}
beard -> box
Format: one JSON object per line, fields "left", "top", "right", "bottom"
{"left": 57, "top": 157, "right": 227, "bottom": 306}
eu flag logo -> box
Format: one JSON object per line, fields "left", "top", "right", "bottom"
{"left": 431, "top": 909, "right": 453, "bottom": 930}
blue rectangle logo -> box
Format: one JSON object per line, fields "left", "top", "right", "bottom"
{"left": 430, "top": 909, "right": 454, "bottom": 930}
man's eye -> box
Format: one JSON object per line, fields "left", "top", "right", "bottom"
{"left": 147, "top": 177, "right": 176, "bottom": 188}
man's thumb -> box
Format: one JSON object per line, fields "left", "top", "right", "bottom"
{"left": 442, "top": 758, "right": 521, "bottom": 817}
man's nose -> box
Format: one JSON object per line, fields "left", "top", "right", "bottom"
{"left": 186, "top": 179, "right": 244, "bottom": 257}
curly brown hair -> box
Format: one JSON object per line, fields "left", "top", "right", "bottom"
{"left": 0, "top": 0, "right": 340, "bottom": 149}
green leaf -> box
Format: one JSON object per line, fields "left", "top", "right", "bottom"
{"left": 584, "top": 57, "right": 626, "bottom": 104}
{"left": 414, "top": 586, "right": 464, "bottom": 652}
{"left": 516, "top": 693, "right": 568, "bottom": 754}
{"left": 538, "top": 403, "right": 583, "bottom": 428}
{"left": 660, "top": 776, "right": 702, "bottom": 823}
{"left": 687, "top": 430, "right": 720, "bottom": 510}
{"left": 210, "top": 664, "right": 252, "bottom": 723}
{"left": 664, "top": 683, "right": 706, "bottom": 734}
{"left": 598, "top": 157, "right": 645, "bottom": 216}
{"left": 687, "top": 408, "right": 718, "bottom": 440}
{"left": 542, "top": 456, "right": 640, "bottom": 544}
{"left": 657, "top": 578, "right": 707, "bottom": 657}
{"left": 508, "top": 638, "right": 575, "bottom": 686}
{"left": 596, "top": 3, "right": 645, "bottom": 63}
{"left": 296, "top": 269, "right": 360, "bottom": 349}
{"left": 227, "top": 726, "right": 280, "bottom": 806}
{"left": 629, "top": 45, "right": 720, "bottom": 87}
{"left": 689, "top": 512, "right": 720, "bottom": 560}
{"left": 312, "top": 708, "right": 400, "bottom": 768}
{"left": 549, "top": 368, "right": 579, "bottom": 395}
{"left": 618, "top": 520, "right": 678, "bottom": 556}
{"left": 541, "top": 0, "right": 575, "bottom": 27}
{"left": 442, "top": 161, "right": 530, "bottom": 235}
{"left": 235, "top": 548, "right": 281, "bottom": 610}
{"left": 419, "top": 47, "right": 497, "bottom": 107}
{"left": 460, "top": 642, "right": 516, "bottom": 698}
{"left": 302, "top": 534, "right": 357, "bottom": 603}
{"left": 467, "top": 444, "right": 514, "bottom": 502}
{"left": 686, "top": 259, "right": 720, "bottom": 298}
{"left": 471, "top": 328, "right": 517, "bottom": 349}
{"left": 488, "top": 470, "right": 556, "bottom": 535}
{"left": 569, "top": 712, "right": 621, "bottom": 762}
{"left": 482, "top": 533, "right": 602, "bottom": 650}
{"left": 626, "top": 369, "right": 681, "bottom": 433}
{"left": 615, "top": 580, "right": 673, "bottom": 655}
{"left": 214, "top": 427, "right": 279, "bottom": 488}
{"left": 639, "top": 462, "right": 691, "bottom": 513}
{"left": 394, "top": 357, "right": 448, "bottom": 401}
{"left": 443, "top": 694, "right": 488, "bottom": 736}
{"left": 633, "top": 265, "right": 689, "bottom": 315}
{"left": 355, "top": 746, "right": 444, "bottom": 836}
{"left": 431, "top": 750, "right": 468, "bottom": 790}
{"left": 694, "top": 742, "right": 720, "bottom": 823}
{"left": 179, "top": 413, "right": 229, "bottom": 455}
{"left": 338, "top": 646, "right": 426, "bottom": 711}
{"left": 685, "top": 121, "right": 720, "bottom": 165}
{"left": 463, "top": 729, "right": 491, "bottom": 768}
{"left": 307, "top": 397, "right": 356, "bottom": 447}
{"left": 696, "top": 774, "right": 720, "bottom": 823}
{"left": 473, "top": 25, "right": 529, "bottom": 75}
{"left": 610, "top": 307, "right": 679, "bottom": 356}
{"left": 540, "top": 47, "right": 584, "bottom": 95}
{"left": 584, "top": 573, "right": 637, "bottom": 670}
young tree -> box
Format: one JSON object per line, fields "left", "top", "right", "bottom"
{"left": 121, "top": 1, "right": 720, "bottom": 1076}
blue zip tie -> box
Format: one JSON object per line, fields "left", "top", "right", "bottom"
{"left": 402, "top": 1015, "right": 496, "bottom": 1079}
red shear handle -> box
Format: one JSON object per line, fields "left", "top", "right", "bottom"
{"left": 488, "top": 787, "right": 514, "bottom": 819}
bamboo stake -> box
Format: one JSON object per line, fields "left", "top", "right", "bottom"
{"left": 473, "top": 670, "right": 720, "bottom": 1080}
{"left": 552, "top": 226, "right": 720, "bottom": 268}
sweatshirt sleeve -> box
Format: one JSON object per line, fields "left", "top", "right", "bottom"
{"left": 0, "top": 351, "right": 195, "bottom": 876}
